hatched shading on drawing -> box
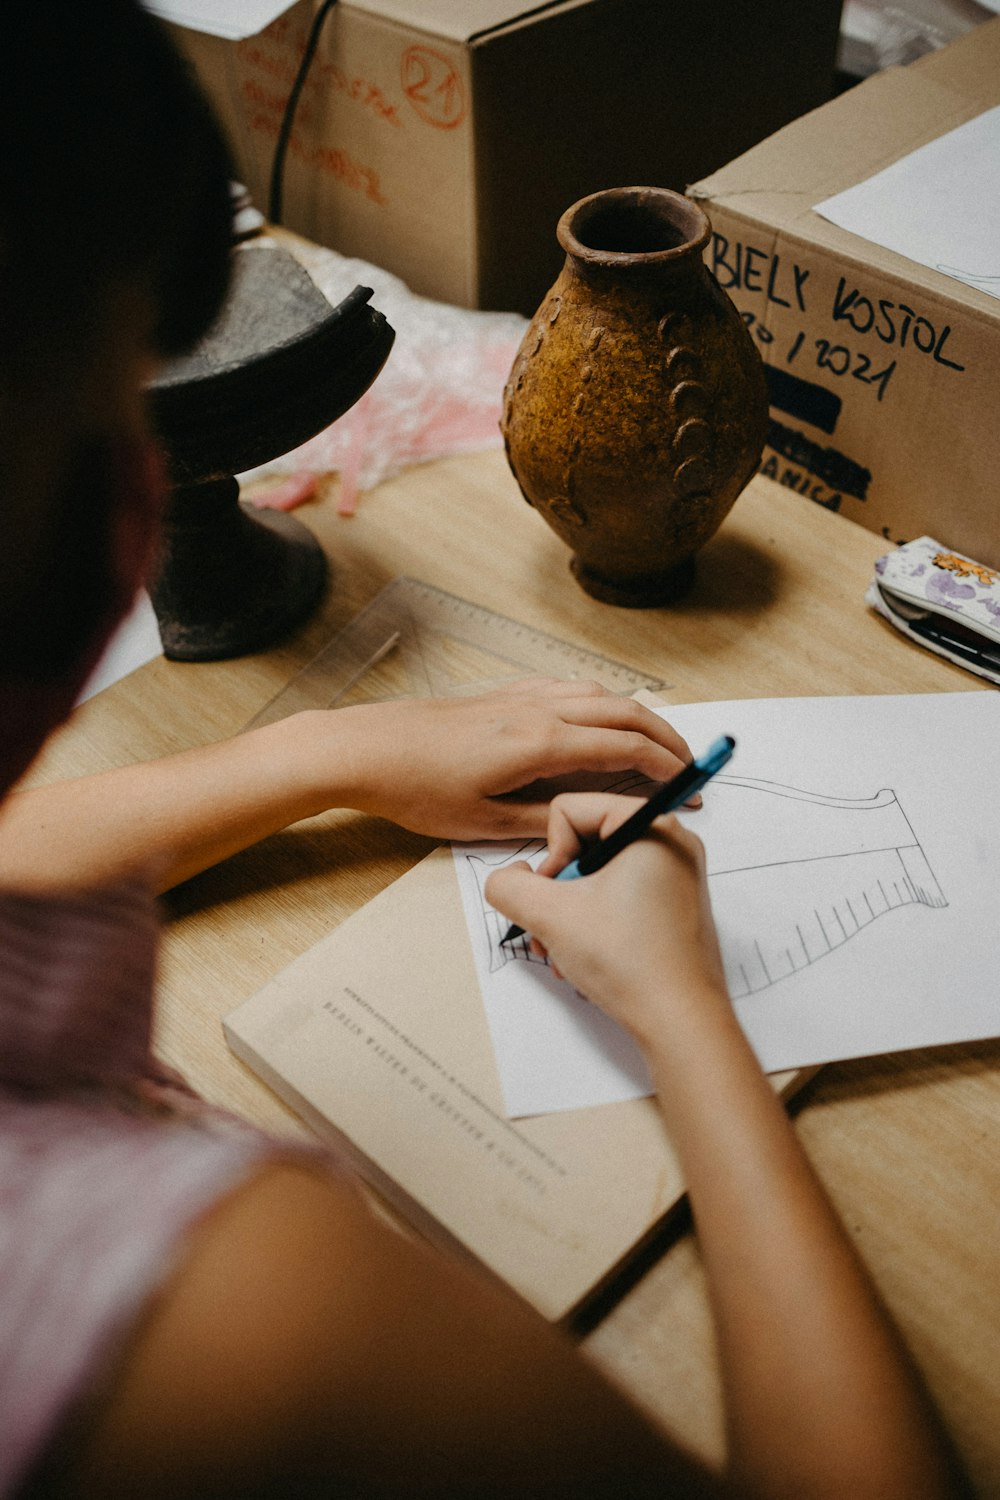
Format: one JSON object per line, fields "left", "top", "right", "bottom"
{"left": 463, "top": 841, "right": 548, "bottom": 973}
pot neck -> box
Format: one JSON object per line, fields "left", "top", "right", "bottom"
{"left": 563, "top": 250, "right": 708, "bottom": 299}
{"left": 557, "top": 187, "right": 710, "bottom": 296}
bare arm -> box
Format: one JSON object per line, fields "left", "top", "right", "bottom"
{"left": 35, "top": 795, "right": 968, "bottom": 1500}
{"left": 50, "top": 1164, "right": 728, "bottom": 1500}
{"left": 0, "top": 680, "right": 690, "bottom": 893}
{"left": 486, "top": 796, "right": 970, "bottom": 1500}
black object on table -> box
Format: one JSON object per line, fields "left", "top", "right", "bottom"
{"left": 147, "top": 242, "right": 394, "bottom": 661}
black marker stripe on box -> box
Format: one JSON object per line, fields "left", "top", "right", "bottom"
{"left": 765, "top": 366, "right": 842, "bottom": 436}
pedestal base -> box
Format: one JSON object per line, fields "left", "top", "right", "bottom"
{"left": 150, "top": 477, "right": 328, "bottom": 661}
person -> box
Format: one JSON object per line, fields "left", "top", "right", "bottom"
{"left": 0, "top": 5, "right": 970, "bottom": 1497}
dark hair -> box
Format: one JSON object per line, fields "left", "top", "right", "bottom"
{"left": 0, "top": 1, "right": 235, "bottom": 685}
{"left": 0, "top": 0, "right": 235, "bottom": 363}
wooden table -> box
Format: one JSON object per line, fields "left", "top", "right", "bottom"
{"left": 34, "top": 453, "right": 1000, "bottom": 1494}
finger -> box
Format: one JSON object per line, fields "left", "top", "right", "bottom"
{"left": 536, "top": 792, "right": 647, "bottom": 875}
{"left": 489, "top": 676, "right": 610, "bottom": 701}
{"left": 557, "top": 698, "right": 693, "bottom": 764}
{"left": 485, "top": 861, "right": 550, "bottom": 931}
{"left": 649, "top": 812, "right": 705, "bottom": 868}
{"left": 478, "top": 790, "right": 648, "bottom": 861}
{"left": 507, "top": 723, "right": 687, "bottom": 790}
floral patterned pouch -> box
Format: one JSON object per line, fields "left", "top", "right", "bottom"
{"left": 866, "top": 536, "right": 1000, "bottom": 685}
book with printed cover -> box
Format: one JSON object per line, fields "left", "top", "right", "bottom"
{"left": 224, "top": 842, "right": 807, "bottom": 1323}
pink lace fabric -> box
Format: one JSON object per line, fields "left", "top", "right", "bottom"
{"left": 0, "top": 881, "right": 302, "bottom": 1495}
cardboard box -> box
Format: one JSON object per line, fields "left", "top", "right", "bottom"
{"left": 165, "top": 0, "right": 843, "bottom": 314}
{"left": 690, "top": 19, "right": 1000, "bottom": 567}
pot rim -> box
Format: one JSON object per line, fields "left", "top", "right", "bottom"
{"left": 557, "top": 186, "right": 710, "bottom": 266}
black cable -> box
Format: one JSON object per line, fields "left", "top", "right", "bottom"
{"left": 268, "top": 0, "right": 339, "bottom": 225}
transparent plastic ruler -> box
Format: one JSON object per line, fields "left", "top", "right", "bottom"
{"left": 246, "top": 576, "right": 662, "bottom": 729}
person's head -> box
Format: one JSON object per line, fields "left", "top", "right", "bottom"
{"left": 0, "top": 0, "right": 235, "bottom": 793}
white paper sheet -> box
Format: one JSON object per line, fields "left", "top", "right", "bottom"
{"left": 815, "top": 106, "right": 1000, "bottom": 301}
{"left": 142, "top": 0, "right": 295, "bottom": 40}
{"left": 454, "top": 693, "right": 1000, "bottom": 1118}
{"left": 76, "top": 591, "right": 162, "bottom": 705}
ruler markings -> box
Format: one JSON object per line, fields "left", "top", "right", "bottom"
{"left": 246, "top": 577, "right": 664, "bottom": 729}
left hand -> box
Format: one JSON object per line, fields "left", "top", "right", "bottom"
{"left": 319, "top": 677, "right": 692, "bottom": 840}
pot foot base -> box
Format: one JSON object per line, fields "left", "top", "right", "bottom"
{"left": 570, "top": 555, "right": 696, "bottom": 607}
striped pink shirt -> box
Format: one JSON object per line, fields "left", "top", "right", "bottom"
{"left": 0, "top": 880, "right": 299, "bottom": 1494}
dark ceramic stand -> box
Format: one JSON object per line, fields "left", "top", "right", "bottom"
{"left": 148, "top": 245, "right": 394, "bottom": 661}
{"left": 151, "top": 477, "right": 327, "bottom": 661}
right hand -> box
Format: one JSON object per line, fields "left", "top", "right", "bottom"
{"left": 485, "top": 792, "right": 731, "bottom": 1048}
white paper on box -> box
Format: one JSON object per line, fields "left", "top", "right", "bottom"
{"left": 815, "top": 106, "right": 1000, "bottom": 302}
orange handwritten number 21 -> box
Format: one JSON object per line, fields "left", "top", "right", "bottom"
{"left": 401, "top": 45, "right": 466, "bottom": 130}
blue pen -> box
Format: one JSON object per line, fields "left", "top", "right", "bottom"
{"left": 499, "top": 735, "right": 735, "bottom": 944}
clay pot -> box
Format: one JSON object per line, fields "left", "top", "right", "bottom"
{"left": 501, "top": 187, "right": 768, "bottom": 605}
